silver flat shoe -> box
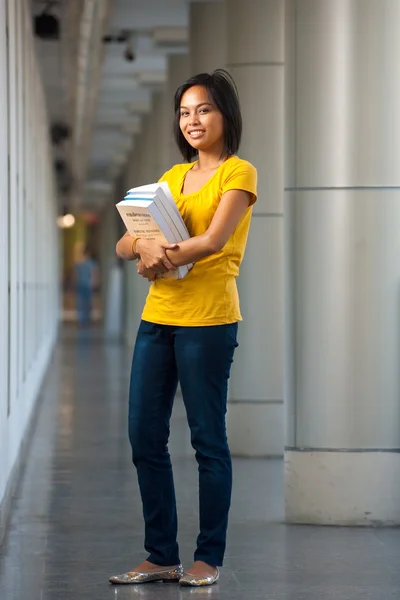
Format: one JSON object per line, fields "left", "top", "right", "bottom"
{"left": 179, "top": 567, "right": 219, "bottom": 587}
{"left": 109, "top": 564, "right": 183, "bottom": 585}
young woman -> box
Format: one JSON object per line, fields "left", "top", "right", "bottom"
{"left": 110, "top": 69, "right": 257, "bottom": 588}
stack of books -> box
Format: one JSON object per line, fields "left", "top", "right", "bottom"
{"left": 116, "top": 182, "right": 192, "bottom": 280}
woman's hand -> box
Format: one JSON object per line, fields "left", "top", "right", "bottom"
{"left": 136, "top": 239, "right": 178, "bottom": 275}
{"left": 137, "top": 260, "right": 158, "bottom": 282}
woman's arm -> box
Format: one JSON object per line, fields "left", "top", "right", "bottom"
{"left": 115, "top": 234, "right": 158, "bottom": 280}
{"left": 116, "top": 231, "right": 177, "bottom": 275}
{"left": 116, "top": 231, "right": 139, "bottom": 261}
{"left": 137, "top": 189, "right": 252, "bottom": 269}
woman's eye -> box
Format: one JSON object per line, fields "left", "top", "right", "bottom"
{"left": 199, "top": 109, "right": 209, "bottom": 114}
{"left": 180, "top": 112, "right": 189, "bottom": 117}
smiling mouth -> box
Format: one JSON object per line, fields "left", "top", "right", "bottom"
{"left": 188, "top": 130, "right": 205, "bottom": 138}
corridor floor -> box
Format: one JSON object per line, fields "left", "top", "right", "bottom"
{"left": 1, "top": 326, "right": 399, "bottom": 600}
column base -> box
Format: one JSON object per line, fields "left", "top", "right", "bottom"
{"left": 285, "top": 449, "right": 400, "bottom": 525}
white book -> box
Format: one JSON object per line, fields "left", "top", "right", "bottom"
{"left": 125, "top": 190, "right": 183, "bottom": 244}
{"left": 116, "top": 196, "right": 191, "bottom": 280}
{"left": 128, "top": 182, "right": 190, "bottom": 242}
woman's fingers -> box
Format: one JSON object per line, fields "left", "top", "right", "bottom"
{"left": 149, "top": 250, "right": 175, "bottom": 271}
{"left": 160, "top": 256, "right": 176, "bottom": 271}
{"left": 137, "top": 260, "right": 158, "bottom": 282}
{"left": 146, "top": 255, "right": 174, "bottom": 272}
{"left": 148, "top": 262, "right": 167, "bottom": 274}
{"left": 162, "top": 244, "right": 179, "bottom": 269}
{"left": 135, "top": 240, "right": 177, "bottom": 272}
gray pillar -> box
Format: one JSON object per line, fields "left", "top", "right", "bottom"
{"left": 163, "top": 54, "right": 190, "bottom": 170}
{"left": 285, "top": 0, "right": 400, "bottom": 524}
{"left": 142, "top": 95, "right": 163, "bottom": 184}
{"left": 100, "top": 196, "right": 122, "bottom": 340}
{"left": 190, "top": 1, "right": 226, "bottom": 74}
{"left": 152, "top": 90, "right": 169, "bottom": 177}
{"left": 122, "top": 124, "right": 152, "bottom": 348}
{"left": 225, "top": 0, "right": 285, "bottom": 456}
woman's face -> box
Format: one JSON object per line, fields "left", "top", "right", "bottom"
{"left": 179, "top": 85, "right": 224, "bottom": 155}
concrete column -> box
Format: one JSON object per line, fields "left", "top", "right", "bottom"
{"left": 224, "top": 0, "right": 285, "bottom": 456}
{"left": 142, "top": 97, "right": 162, "bottom": 184}
{"left": 100, "top": 181, "right": 125, "bottom": 341}
{"left": 285, "top": 0, "right": 400, "bottom": 525}
{"left": 122, "top": 121, "right": 153, "bottom": 348}
{"left": 163, "top": 54, "right": 190, "bottom": 170}
{"left": 190, "top": 1, "right": 226, "bottom": 73}
{"left": 157, "top": 84, "right": 173, "bottom": 176}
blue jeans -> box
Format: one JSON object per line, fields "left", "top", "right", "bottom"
{"left": 76, "top": 284, "right": 92, "bottom": 326}
{"left": 128, "top": 320, "right": 238, "bottom": 567}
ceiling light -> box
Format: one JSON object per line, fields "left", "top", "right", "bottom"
{"left": 57, "top": 214, "right": 75, "bottom": 229}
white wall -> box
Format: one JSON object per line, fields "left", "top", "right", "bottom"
{"left": 0, "top": 0, "right": 59, "bottom": 516}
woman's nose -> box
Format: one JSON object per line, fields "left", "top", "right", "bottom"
{"left": 189, "top": 113, "right": 200, "bottom": 126}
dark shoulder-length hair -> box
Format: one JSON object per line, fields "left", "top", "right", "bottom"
{"left": 173, "top": 69, "right": 242, "bottom": 163}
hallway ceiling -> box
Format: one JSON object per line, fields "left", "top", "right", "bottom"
{"left": 89, "top": 0, "right": 189, "bottom": 194}
{"left": 31, "top": 0, "right": 71, "bottom": 198}
{"left": 31, "top": 0, "right": 222, "bottom": 210}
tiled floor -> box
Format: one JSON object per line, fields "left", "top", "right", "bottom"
{"left": 0, "top": 326, "right": 399, "bottom": 600}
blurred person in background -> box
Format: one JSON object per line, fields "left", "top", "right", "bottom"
{"left": 74, "top": 244, "right": 98, "bottom": 326}
{"left": 111, "top": 69, "right": 257, "bottom": 588}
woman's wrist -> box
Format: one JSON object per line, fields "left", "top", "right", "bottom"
{"left": 131, "top": 237, "right": 141, "bottom": 259}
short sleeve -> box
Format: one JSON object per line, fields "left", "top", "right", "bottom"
{"left": 221, "top": 160, "right": 258, "bottom": 206}
{"left": 157, "top": 164, "right": 184, "bottom": 196}
{"left": 157, "top": 170, "right": 169, "bottom": 184}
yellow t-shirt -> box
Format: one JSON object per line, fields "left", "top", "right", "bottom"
{"left": 141, "top": 155, "right": 257, "bottom": 327}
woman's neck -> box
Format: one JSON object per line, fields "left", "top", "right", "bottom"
{"left": 196, "top": 149, "right": 229, "bottom": 171}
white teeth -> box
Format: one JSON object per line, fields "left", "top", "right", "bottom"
{"left": 189, "top": 130, "right": 204, "bottom": 137}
